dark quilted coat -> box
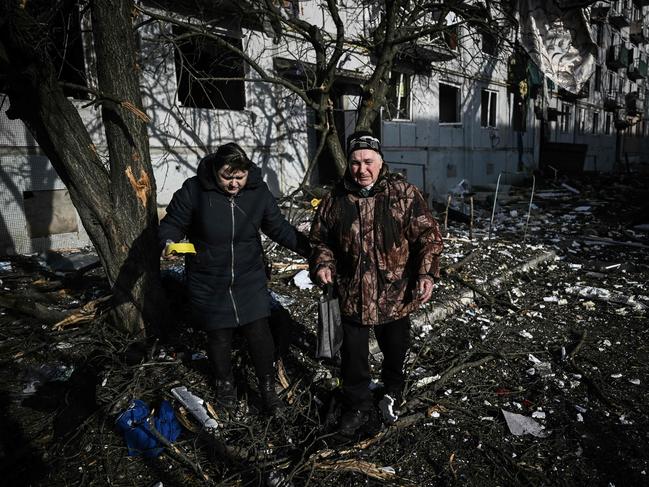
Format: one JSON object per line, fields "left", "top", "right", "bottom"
{"left": 159, "top": 158, "right": 309, "bottom": 330}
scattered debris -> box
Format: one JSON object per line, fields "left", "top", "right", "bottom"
{"left": 170, "top": 387, "right": 218, "bottom": 430}
{"left": 2, "top": 174, "right": 648, "bottom": 486}
{"left": 501, "top": 409, "right": 550, "bottom": 438}
{"left": 292, "top": 269, "right": 314, "bottom": 289}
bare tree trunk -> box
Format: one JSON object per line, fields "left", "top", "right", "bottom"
{"left": 0, "top": 0, "right": 166, "bottom": 336}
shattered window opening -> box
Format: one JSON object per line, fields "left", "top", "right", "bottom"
{"left": 481, "top": 89, "right": 497, "bottom": 128}
{"left": 173, "top": 26, "right": 246, "bottom": 110}
{"left": 439, "top": 82, "right": 461, "bottom": 124}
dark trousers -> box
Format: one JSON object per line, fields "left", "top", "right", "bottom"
{"left": 206, "top": 318, "right": 275, "bottom": 381}
{"left": 341, "top": 316, "right": 411, "bottom": 411}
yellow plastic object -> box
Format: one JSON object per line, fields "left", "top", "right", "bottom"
{"left": 166, "top": 242, "right": 196, "bottom": 255}
{"left": 311, "top": 198, "right": 322, "bottom": 209}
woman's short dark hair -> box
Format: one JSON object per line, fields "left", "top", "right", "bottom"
{"left": 207, "top": 143, "right": 253, "bottom": 173}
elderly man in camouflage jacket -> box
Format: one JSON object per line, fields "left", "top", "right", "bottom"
{"left": 309, "top": 131, "right": 443, "bottom": 434}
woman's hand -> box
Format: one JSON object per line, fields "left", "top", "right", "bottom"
{"left": 162, "top": 241, "right": 179, "bottom": 260}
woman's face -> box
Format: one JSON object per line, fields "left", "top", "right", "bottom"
{"left": 216, "top": 165, "right": 248, "bottom": 196}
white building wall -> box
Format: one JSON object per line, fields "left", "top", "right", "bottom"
{"left": 2, "top": 2, "right": 649, "bottom": 254}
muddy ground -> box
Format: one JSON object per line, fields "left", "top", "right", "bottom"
{"left": 0, "top": 172, "right": 648, "bottom": 486}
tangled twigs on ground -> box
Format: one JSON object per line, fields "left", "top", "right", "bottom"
{"left": 563, "top": 330, "right": 619, "bottom": 411}
{"left": 146, "top": 416, "right": 212, "bottom": 484}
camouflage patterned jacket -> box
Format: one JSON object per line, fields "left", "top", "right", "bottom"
{"left": 309, "top": 166, "right": 443, "bottom": 325}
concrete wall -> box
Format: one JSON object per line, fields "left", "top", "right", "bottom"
{"left": 2, "top": 3, "right": 649, "bottom": 254}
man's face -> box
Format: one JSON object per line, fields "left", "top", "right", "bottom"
{"left": 348, "top": 149, "right": 383, "bottom": 187}
{"left": 216, "top": 165, "right": 248, "bottom": 195}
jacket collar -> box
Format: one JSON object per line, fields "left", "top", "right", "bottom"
{"left": 342, "top": 164, "right": 390, "bottom": 196}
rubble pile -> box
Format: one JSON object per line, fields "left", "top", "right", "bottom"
{"left": 0, "top": 173, "right": 647, "bottom": 486}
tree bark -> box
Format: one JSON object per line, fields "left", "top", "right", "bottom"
{"left": 0, "top": 0, "right": 166, "bottom": 336}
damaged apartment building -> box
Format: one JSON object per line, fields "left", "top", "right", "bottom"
{"left": 1, "top": 0, "right": 648, "bottom": 255}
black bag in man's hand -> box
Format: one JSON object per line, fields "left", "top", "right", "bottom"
{"left": 316, "top": 284, "right": 342, "bottom": 359}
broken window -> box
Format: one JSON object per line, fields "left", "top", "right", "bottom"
{"left": 386, "top": 71, "right": 411, "bottom": 120}
{"left": 439, "top": 82, "right": 461, "bottom": 124}
{"left": 577, "top": 108, "right": 585, "bottom": 134}
{"left": 594, "top": 65, "right": 602, "bottom": 93}
{"left": 481, "top": 30, "right": 498, "bottom": 56}
{"left": 444, "top": 25, "right": 459, "bottom": 50}
{"left": 173, "top": 26, "right": 246, "bottom": 110}
{"left": 282, "top": 0, "right": 300, "bottom": 17}
{"left": 481, "top": 89, "right": 497, "bottom": 128}
{"left": 560, "top": 103, "right": 572, "bottom": 132}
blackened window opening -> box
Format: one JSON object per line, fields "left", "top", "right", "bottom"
{"left": 173, "top": 27, "right": 246, "bottom": 110}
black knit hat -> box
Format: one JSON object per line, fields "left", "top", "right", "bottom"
{"left": 346, "top": 130, "right": 382, "bottom": 157}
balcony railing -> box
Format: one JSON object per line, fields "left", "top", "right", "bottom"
{"left": 626, "top": 91, "right": 645, "bottom": 114}
{"left": 628, "top": 57, "right": 648, "bottom": 80}
{"left": 604, "top": 92, "right": 624, "bottom": 111}
{"left": 558, "top": 84, "right": 590, "bottom": 101}
{"left": 610, "top": 6, "right": 632, "bottom": 28}
{"left": 607, "top": 44, "right": 630, "bottom": 70}
{"left": 630, "top": 22, "right": 649, "bottom": 44}
{"left": 409, "top": 35, "right": 460, "bottom": 63}
{"left": 590, "top": 1, "right": 611, "bottom": 22}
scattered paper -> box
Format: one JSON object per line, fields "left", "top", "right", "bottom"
{"left": 292, "top": 269, "right": 314, "bottom": 290}
{"left": 502, "top": 409, "right": 549, "bottom": 438}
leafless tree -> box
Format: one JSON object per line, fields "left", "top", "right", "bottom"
{"left": 0, "top": 0, "right": 548, "bottom": 334}
{"left": 140, "top": 0, "right": 518, "bottom": 178}
{"left": 0, "top": 0, "right": 166, "bottom": 335}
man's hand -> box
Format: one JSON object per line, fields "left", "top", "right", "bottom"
{"left": 417, "top": 276, "right": 434, "bottom": 303}
{"left": 316, "top": 266, "right": 333, "bottom": 286}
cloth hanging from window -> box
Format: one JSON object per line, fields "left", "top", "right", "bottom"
{"left": 516, "top": 0, "right": 597, "bottom": 95}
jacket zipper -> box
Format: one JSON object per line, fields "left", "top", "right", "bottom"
{"left": 229, "top": 197, "right": 241, "bottom": 325}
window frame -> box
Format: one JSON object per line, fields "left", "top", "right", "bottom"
{"left": 604, "top": 112, "right": 612, "bottom": 135}
{"left": 439, "top": 81, "right": 462, "bottom": 125}
{"left": 173, "top": 26, "right": 247, "bottom": 111}
{"left": 385, "top": 71, "right": 412, "bottom": 121}
{"left": 481, "top": 29, "right": 498, "bottom": 57}
{"left": 560, "top": 103, "right": 572, "bottom": 133}
{"left": 480, "top": 89, "right": 498, "bottom": 128}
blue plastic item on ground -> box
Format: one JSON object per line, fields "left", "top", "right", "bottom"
{"left": 115, "top": 399, "right": 181, "bottom": 457}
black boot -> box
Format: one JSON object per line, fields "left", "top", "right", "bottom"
{"left": 258, "top": 375, "right": 285, "bottom": 415}
{"left": 215, "top": 377, "right": 237, "bottom": 410}
{"left": 339, "top": 409, "right": 369, "bottom": 435}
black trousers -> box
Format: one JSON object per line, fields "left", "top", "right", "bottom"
{"left": 340, "top": 316, "right": 411, "bottom": 411}
{"left": 206, "top": 318, "right": 275, "bottom": 381}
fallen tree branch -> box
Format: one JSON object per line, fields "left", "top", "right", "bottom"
{"left": 0, "top": 294, "right": 67, "bottom": 323}
{"left": 146, "top": 416, "right": 212, "bottom": 484}
{"left": 447, "top": 273, "right": 520, "bottom": 312}
{"left": 314, "top": 458, "right": 402, "bottom": 482}
{"left": 579, "top": 235, "right": 649, "bottom": 249}
{"left": 413, "top": 250, "right": 556, "bottom": 328}
{"left": 563, "top": 331, "right": 618, "bottom": 411}
{"left": 52, "top": 295, "right": 112, "bottom": 330}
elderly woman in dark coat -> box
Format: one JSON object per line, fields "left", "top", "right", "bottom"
{"left": 159, "top": 143, "right": 309, "bottom": 413}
